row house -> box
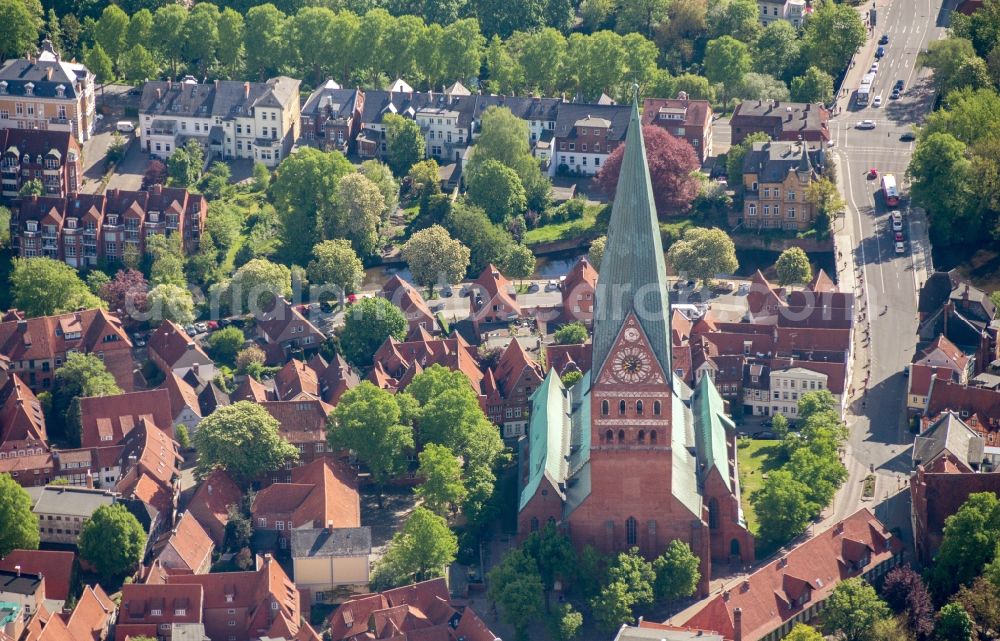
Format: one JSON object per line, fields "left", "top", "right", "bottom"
{"left": 12, "top": 185, "right": 207, "bottom": 267}
{"left": 150, "top": 511, "right": 214, "bottom": 576}
{"left": 25, "top": 485, "right": 117, "bottom": 545}
{"left": 642, "top": 94, "right": 714, "bottom": 163}
{"left": 185, "top": 468, "right": 243, "bottom": 547}
{"left": 907, "top": 335, "right": 972, "bottom": 414}
{"left": 730, "top": 100, "right": 830, "bottom": 145}
{"left": 25, "top": 584, "right": 116, "bottom": 641}
{"left": 262, "top": 400, "right": 335, "bottom": 474}
{"left": 924, "top": 379, "right": 1000, "bottom": 468}
{"left": 300, "top": 81, "right": 364, "bottom": 154}
{"left": 0, "top": 128, "right": 81, "bottom": 200}
{"left": 470, "top": 264, "right": 521, "bottom": 332}
{"left": 680, "top": 508, "right": 904, "bottom": 641}
{"left": 485, "top": 339, "right": 544, "bottom": 439}
{"left": 0, "top": 308, "right": 134, "bottom": 393}
{"left": 148, "top": 320, "right": 215, "bottom": 380}
{"left": 139, "top": 76, "right": 301, "bottom": 168}
{"left": 560, "top": 256, "right": 598, "bottom": 326}
{"left": 551, "top": 103, "right": 631, "bottom": 177}
{"left": 117, "top": 583, "right": 205, "bottom": 641}
{"left": 0, "top": 40, "right": 97, "bottom": 142}
{"left": 736, "top": 141, "right": 823, "bottom": 232}
{"left": 0, "top": 549, "right": 75, "bottom": 606}
{"left": 916, "top": 270, "right": 999, "bottom": 374}
{"left": 255, "top": 297, "right": 325, "bottom": 365}
{"left": 757, "top": 0, "right": 809, "bottom": 26}
{"left": 369, "top": 334, "right": 483, "bottom": 399}
{"left": 380, "top": 275, "right": 436, "bottom": 335}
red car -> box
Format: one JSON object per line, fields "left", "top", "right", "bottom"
{"left": 894, "top": 232, "right": 904, "bottom": 242}
{"left": 868, "top": 168, "right": 879, "bottom": 179}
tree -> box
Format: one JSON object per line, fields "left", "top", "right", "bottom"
{"left": 666, "top": 227, "right": 738, "bottom": 285}
{"left": 205, "top": 202, "right": 243, "bottom": 251}
{"left": 175, "top": 423, "right": 191, "bottom": 450}
{"left": 217, "top": 8, "right": 244, "bottom": 76}
{"left": 416, "top": 443, "right": 467, "bottom": 517}
{"left": 589, "top": 236, "right": 606, "bottom": 270}
{"left": 554, "top": 322, "right": 588, "bottom": 345}
{"left": 143, "top": 160, "right": 168, "bottom": 190}
{"left": 519, "top": 28, "right": 566, "bottom": 95}
{"left": 707, "top": 0, "right": 760, "bottom": 43}
{"left": 126, "top": 8, "right": 153, "bottom": 50}
{"left": 122, "top": 44, "right": 158, "bottom": 83}
{"left": 487, "top": 549, "right": 544, "bottom": 641}
{"left": 18, "top": 179, "right": 43, "bottom": 198}
{"left": 85, "top": 270, "right": 111, "bottom": 296}
{"left": 775, "top": 247, "right": 812, "bottom": 286}
{"left": 791, "top": 66, "right": 835, "bottom": 105}
{"left": 882, "top": 565, "right": 934, "bottom": 640}
{"left": 99, "top": 268, "right": 148, "bottom": 318}
{"left": 522, "top": 523, "right": 576, "bottom": 604}
{"left": 147, "top": 283, "right": 195, "bottom": 325}
{"left": 784, "top": 625, "right": 825, "bottom": 641}
{"left": 359, "top": 160, "right": 401, "bottom": 224}
{"left": 271, "top": 147, "right": 354, "bottom": 265}
{"left": 503, "top": 244, "right": 536, "bottom": 286}
{"left": 705, "top": 36, "right": 752, "bottom": 108}
{"left": 801, "top": 0, "right": 866, "bottom": 76}
{"left": 374, "top": 507, "right": 457, "bottom": 587}
{"left": 804, "top": 176, "right": 846, "bottom": 220}
{"left": 152, "top": 4, "right": 187, "bottom": 79}
{"left": 229, "top": 258, "right": 291, "bottom": 313}
{"left": 194, "top": 401, "right": 299, "bottom": 486}
{"left": 11, "top": 257, "right": 102, "bottom": 317}
{"left": 561, "top": 370, "right": 583, "bottom": 387}
{"left": 78, "top": 504, "right": 146, "bottom": 577}
{"left": 244, "top": 4, "right": 285, "bottom": 80}
{"left": 0, "top": 0, "right": 39, "bottom": 60}
{"left": 444, "top": 203, "right": 516, "bottom": 276}
{"left": 653, "top": 539, "right": 701, "bottom": 602}
{"left": 146, "top": 233, "right": 186, "bottom": 287}
{"left": 96, "top": 5, "right": 129, "bottom": 71}
{"left": 953, "top": 577, "right": 1000, "bottom": 640}
{"left": 823, "top": 578, "right": 892, "bottom": 641}
{"left": 200, "top": 161, "right": 232, "bottom": 200}
{"left": 930, "top": 492, "right": 1000, "bottom": 598}
{"left": 308, "top": 239, "right": 364, "bottom": 296}
{"left": 751, "top": 469, "right": 812, "bottom": 544}
{"left": 594, "top": 125, "right": 701, "bottom": 216}
{"left": 207, "top": 327, "right": 245, "bottom": 365}
{"left": 334, "top": 173, "right": 384, "bottom": 257}
{"left": 85, "top": 43, "right": 113, "bottom": 88}
{"left": 384, "top": 114, "right": 425, "bottom": 177}
{"left": 236, "top": 346, "right": 266, "bottom": 374}
{"left": 616, "top": 0, "right": 670, "bottom": 37}
{"left": 329, "top": 382, "right": 414, "bottom": 504}
{"left": 340, "top": 297, "right": 407, "bottom": 367}
{"left": 726, "top": 131, "right": 770, "bottom": 186}
{"left": 466, "top": 160, "right": 528, "bottom": 224}
{"left": 736, "top": 73, "right": 790, "bottom": 102}
{"left": 402, "top": 226, "right": 471, "bottom": 292}
{"left": 0, "top": 473, "right": 39, "bottom": 556}
{"left": 182, "top": 2, "right": 220, "bottom": 77}
{"left": 552, "top": 604, "right": 582, "bottom": 641}
{"left": 908, "top": 132, "right": 975, "bottom": 246}
{"left": 252, "top": 162, "right": 270, "bottom": 192}
{"left": 592, "top": 580, "right": 637, "bottom": 633}
{"left": 407, "top": 159, "right": 441, "bottom": 202}
{"left": 922, "top": 38, "right": 979, "bottom": 95}
{"left": 469, "top": 106, "right": 549, "bottom": 211}
{"left": 797, "top": 389, "right": 837, "bottom": 420}
{"left": 753, "top": 20, "right": 801, "bottom": 78}
{"left": 52, "top": 352, "right": 121, "bottom": 443}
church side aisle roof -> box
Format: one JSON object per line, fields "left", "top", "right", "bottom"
{"left": 519, "top": 369, "right": 571, "bottom": 511}
{"left": 672, "top": 381, "right": 702, "bottom": 517}
{"left": 693, "top": 373, "right": 736, "bottom": 491}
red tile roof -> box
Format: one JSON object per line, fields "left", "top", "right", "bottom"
{"left": 232, "top": 375, "right": 270, "bottom": 403}
{"left": 808, "top": 269, "right": 837, "bottom": 293}
{"left": 382, "top": 275, "right": 435, "bottom": 329}
{"left": 114, "top": 419, "right": 181, "bottom": 516}
{"left": 261, "top": 399, "right": 332, "bottom": 446}
{"left": 680, "top": 508, "right": 903, "bottom": 641}
{"left": 147, "top": 320, "right": 210, "bottom": 371}
{"left": 909, "top": 363, "right": 955, "bottom": 398}
{"left": 79, "top": 389, "right": 173, "bottom": 448}
{"left": 63, "top": 585, "right": 115, "bottom": 641}
{"left": 0, "top": 550, "right": 74, "bottom": 601}
{"left": 492, "top": 339, "right": 543, "bottom": 398}
{"left": 642, "top": 97, "right": 712, "bottom": 130}
{"left": 927, "top": 380, "right": 1000, "bottom": 430}
{"left": 161, "top": 372, "right": 202, "bottom": 422}
{"left": 371, "top": 335, "right": 484, "bottom": 395}
{"left": 154, "top": 511, "right": 214, "bottom": 574}
{"left": 914, "top": 334, "right": 970, "bottom": 372}
{"left": 186, "top": 469, "right": 242, "bottom": 545}
{"left": 562, "top": 257, "right": 597, "bottom": 298}
{"left": 470, "top": 264, "right": 519, "bottom": 318}
{"left": 117, "top": 582, "right": 203, "bottom": 641}
{"left": 275, "top": 359, "right": 320, "bottom": 400}
{"left": 317, "top": 353, "right": 360, "bottom": 404}
{"left": 0, "top": 374, "right": 48, "bottom": 453}
{"left": 252, "top": 458, "right": 360, "bottom": 529}
{"left": 746, "top": 270, "right": 783, "bottom": 317}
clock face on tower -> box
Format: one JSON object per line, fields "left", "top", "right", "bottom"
{"left": 612, "top": 346, "right": 652, "bottom": 383}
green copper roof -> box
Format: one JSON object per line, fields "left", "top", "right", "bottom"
{"left": 591, "top": 95, "right": 673, "bottom": 377}
{"left": 692, "top": 373, "right": 735, "bottom": 491}
{"left": 519, "top": 368, "right": 570, "bottom": 511}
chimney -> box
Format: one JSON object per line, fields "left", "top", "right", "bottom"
{"left": 326, "top": 520, "right": 334, "bottom": 533}
{"left": 215, "top": 79, "right": 220, "bottom": 91}
{"left": 86, "top": 471, "right": 93, "bottom": 488}
{"left": 156, "top": 88, "right": 161, "bottom": 101}
{"left": 14, "top": 566, "right": 20, "bottom": 577}
{"left": 192, "top": 362, "right": 200, "bottom": 377}
{"left": 733, "top": 608, "right": 743, "bottom": 641}
{"left": 244, "top": 82, "right": 250, "bottom": 100}
{"left": 46, "top": 67, "right": 52, "bottom": 81}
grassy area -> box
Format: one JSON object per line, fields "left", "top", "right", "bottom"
{"left": 736, "top": 438, "right": 783, "bottom": 535}
{"left": 659, "top": 219, "right": 695, "bottom": 247}
{"left": 524, "top": 208, "right": 600, "bottom": 245}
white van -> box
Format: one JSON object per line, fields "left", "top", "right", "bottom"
{"left": 116, "top": 121, "right": 135, "bottom": 133}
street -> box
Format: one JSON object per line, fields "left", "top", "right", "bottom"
{"left": 828, "top": 0, "right": 949, "bottom": 530}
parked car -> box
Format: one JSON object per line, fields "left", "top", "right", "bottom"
{"left": 891, "top": 210, "right": 903, "bottom": 231}
{"left": 895, "top": 241, "right": 905, "bottom": 254}
{"left": 194, "top": 322, "right": 208, "bottom": 333}
{"left": 527, "top": 282, "right": 540, "bottom": 293}
{"left": 440, "top": 285, "right": 454, "bottom": 297}
{"left": 857, "top": 119, "right": 877, "bottom": 130}
{"left": 876, "top": 46, "right": 885, "bottom": 58}
{"left": 755, "top": 431, "right": 777, "bottom": 440}
{"left": 900, "top": 131, "right": 916, "bottom": 141}
{"left": 870, "top": 62, "right": 879, "bottom": 73}
{"left": 873, "top": 94, "right": 883, "bottom": 107}
{"left": 184, "top": 324, "right": 197, "bottom": 336}
{"left": 545, "top": 280, "right": 560, "bottom": 292}
{"left": 895, "top": 232, "right": 904, "bottom": 242}
{"left": 891, "top": 88, "right": 901, "bottom": 100}
{"left": 880, "top": 34, "right": 890, "bottom": 44}
{"left": 206, "top": 320, "right": 219, "bottom": 330}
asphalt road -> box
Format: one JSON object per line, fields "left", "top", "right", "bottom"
{"left": 827, "top": 0, "right": 950, "bottom": 529}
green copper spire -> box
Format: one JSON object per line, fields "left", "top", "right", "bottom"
{"left": 591, "top": 92, "right": 673, "bottom": 379}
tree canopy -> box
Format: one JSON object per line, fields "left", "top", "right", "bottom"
{"left": 0, "top": 473, "right": 39, "bottom": 556}
{"left": 402, "top": 225, "right": 471, "bottom": 290}
{"left": 193, "top": 401, "right": 299, "bottom": 486}
{"left": 373, "top": 507, "right": 458, "bottom": 588}
{"left": 78, "top": 504, "right": 146, "bottom": 577}
{"left": 11, "top": 257, "right": 102, "bottom": 317}
{"left": 666, "top": 227, "right": 739, "bottom": 284}
{"left": 340, "top": 297, "right": 408, "bottom": 367}
{"left": 775, "top": 247, "right": 813, "bottom": 286}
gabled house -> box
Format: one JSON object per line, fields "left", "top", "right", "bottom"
{"left": 261, "top": 400, "right": 333, "bottom": 474}
{"left": 485, "top": 339, "right": 544, "bottom": 439}
{"left": 0, "top": 550, "right": 74, "bottom": 606}
{"left": 642, "top": 94, "right": 713, "bottom": 163}
{"left": 152, "top": 511, "right": 214, "bottom": 576}
{"left": 300, "top": 82, "right": 364, "bottom": 153}
{"left": 550, "top": 102, "right": 631, "bottom": 177}
{"left": 0, "top": 374, "right": 48, "bottom": 459}
{"left": 78, "top": 389, "right": 173, "bottom": 448}
{"left": 161, "top": 372, "right": 203, "bottom": 433}
{"left": 736, "top": 140, "right": 823, "bottom": 232}
{"left": 0, "top": 308, "right": 133, "bottom": 393}
{"left": 729, "top": 100, "right": 830, "bottom": 145}
{"left": 116, "top": 583, "right": 204, "bottom": 641}
{"left": 291, "top": 525, "right": 371, "bottom": 604}
{"left": 113, "top": 418, "right": 182, "bottom": 522}
{"left": 469, "top": 264, "right": 520, "bottom": 331}
{"left": 381, "top": 275, "right": 436, "bottom": 335}
{"left": 908, "top": 335, "right": 971, "bottom": 413}
{"left": 148, "top": 320, "right": 214, "bottom": 380}
{"left": 186, "top": 469, "right": 243, "bottom": 547}
{"left": 369, "top": 334, "right": 483, "bottom": 401}
{"left": 561, "top": 256, "right": 598, "bottom": 326}
{"left": 255, "top": 298, "right": 324, "bottom": 365}
{"left": 0, "top": 128, "right": 81, "bottom": 200}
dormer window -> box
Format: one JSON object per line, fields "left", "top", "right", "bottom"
{"left": 0, "top": 81, "right": 6, "bottom": 94}
{"left": 24, "top": 82, "right": 34, "bottom": 96}
{"left": 55, "top": 84, "right": 65, "bottom": 97}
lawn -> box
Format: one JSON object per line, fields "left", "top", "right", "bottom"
{"left": 524, "top": 209, "right": 600, "bottom": 245}
{"left": 736, "top": 438, "right": 783, "bottom": 535}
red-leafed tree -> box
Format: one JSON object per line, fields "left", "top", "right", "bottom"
{"left": 99, "top": 269, "right": 149, "bottom": 324}
{"left": 142, "top": 160, "right": 167, "bottom": 190}
{"left": 594, "top": 125, "right": 701, "bottom": 217}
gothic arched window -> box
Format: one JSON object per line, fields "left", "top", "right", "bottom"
{"left": 650, "top": 430, "right": 658, "bottom": 444}
{"left": 637, "top": 430, "right": 645, "bottom": 444}
{"left": 636, "top": 400, "right": 644, "bottom": 415}
{"left": 605, "top": 429, "right": 613, "bottom": 443}
{"left": 602, "top": 400, "right": 610, "bottom": 416}
{"left": 617, "top": 430, "right": 625, "bottom": 444}
{"left": 654, "top": 400, "right": 662, "bottom": 416}
{"left": 626, "top": 517, "right": 638, "bottom": 546}
{"left": 619, "top": 400, "right": 626, "bottom": 416}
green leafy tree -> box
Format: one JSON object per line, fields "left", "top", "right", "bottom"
{"left": 126, "top": 8, "right": 153, "bottom": 50}
{"left": 402, "top": 225, "right": 471, "bottom": 292}
{"left": 193, "top": 401, "right": 299, "bottom": 486}
{"left": 205, "top": 202, "right": 243, "bottom": 251}
{"left": 416, "top": 443, "right": 467, "bottom": 517}
{"left": 805, "top": 176, "right": 846, "bottom": 222}
{"left": 554, "top": 322, "right": 588, "bottom": 345}
{"left": 588, "top": 236, "right": 606, "bottom": 271}
{"left": 487, "top": 549, "right": 545, "bottom": 641}
{"left": 308, "top": 239, "right": 365, "bottom": 295}
{"left": 791, "top": 66, "right": 835, "bottom": 105}
{"left": 85, "top": 42, "right": 114, "bottom": 83}
{"left": 753, "top": 20, "right": 801, "bottom": 78}
{"left": 666, "top": 227, "right": 738, "bottom": 284}
{"left": 930, "top": 492, "right": 1000, "bottom": 598}
{"left": 797, "top": 390, "right": 837, "bottom": 420}
{"left": 503, "top": 244, "right": 536, "bottom": 287}
{"left": 519, "top": 28, "right": 566, "bottom": 95}
{"left": 175, "top": 423, "right": 191, "bottom": 450}
{"left": 0, "top": 473, "right": 39, "bottom": 556}
{"left": 922, "top": 38, "right": 979, "bottom": 95}
{"left": 147, "top": 233, "right": 186, "bottom": 287}
{"left": 340, "top": 297, "right": 407, "bottom": 367}
{"left": 384, "top": 114, "right": 425, "bottom": 177}
{"left": 468, "top": 106, "right": 549, "bottom": 211}
{"left": 236, "top": 346, "right": 266, "bottom": 374}
{"left": 0, "top": 0, "right": 39, "bottom": 60}
{"left": 329, "top": 382, "right": 414, "bottom": 506}
{"left": 466, "top": 160, "right": 528, "bottom": 224}
{"left": 784, "top": 625, "right": 825, "bottom": 641}
{"left": 207, "top": 327, "right": 245, "bottom": 365}
{"left": 252, "top": 162, "right": 270, "bottom": 192}
{"left": 374, "top": 507, "right": 457, "bottom": 587}
{"left": 935, "top": 603, "right": 973, "bottom": 641}
{"left": 726, "top": 132, "right": 771, "bottom": 186}
{"left": 359, "top": 160, "right": 401, "bottom": 224}
{"left": 333, "top": 173, "right": 384, "bottom": 257}
{"left": 736, "top": 72, "right": 790, "bottom": 102}
{"left": 123, "top": 44, "right": 159, "bottom": 83}
{"left": 445, "top": 202, "right": 516, "bottom": 276}
{"left": 775, "top": 247, "right": 812, "bottom": 286}
{"left": 801, "top": 0, "right": 866, "bottom": 76}
{"left": 705, "top": 36, "right": 752, "bottom": 108}
{"left": 78, "top": 504, "right": 146, "bottom": 578}
{"left": 18, "top": 179, "right": 43, "bottom": 197}
{"left": 592, "top": 580, "right": 636, "bottom": 633}
{"left": 182, "top": 2, "right": 220, "bottom": 77}
{"left": 152, "top": 4, "right": 187, "bottom": 78}
{"left": 147, "top": 283, "right": 195, "bottom": 325}
{"left": 522, "top": 523, "right": 576, "bottom": 605}
{"left": 95, "top": 5, "right": 129, "bottom": 71}
{"left": 216, "top": 7, "right": 245, "bottom": 76}
{"left": 11, "top": 257, "right": 102, "bottom": 317}
{"left": 244, "top": 4, "right": 286, "bottom": 80}
{"left": 553, "top": 604, "right": 582, "bottom": 641}
{"left": 271, "top": 147, "right": 354, "bottom": 265}
{"left": 407, "top": 159, "right": 442, "bottom": 202}
{"left": 771, "top": 413, "right": 790, "bottom": 440}
{"left": 561, "top": 370, "right": 583, "bottom": 387}
{"left": 822, "top": 578, "right": 892, "bottom": 641}
{"left": 751, "top": 469, "right": 812, "bottom": 545}
{"left": 707, "top": 0, "right": 760, "bottom": 42}
{"left": 51, "top": 353, "right": 122, "bottom": 445}
{"left": 907, "top": 132, "right": 975, "bottom": 246}
{"left": 653, "top": 539, "right": 701, "bottom": 602}
{"left": 229, "top": 258, "right": 292, "bottom": 313}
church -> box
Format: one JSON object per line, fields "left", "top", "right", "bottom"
{"left": 516, "top": 97, "right": 754, "bottom": 595}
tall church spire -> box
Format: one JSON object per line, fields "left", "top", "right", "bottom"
{"left": 591, "top": 93, "right": 673, "bottom": 378}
